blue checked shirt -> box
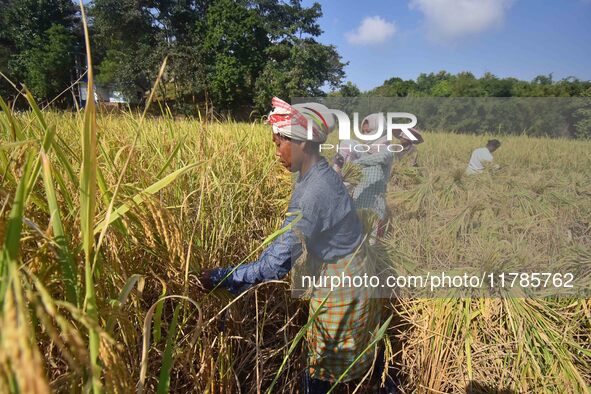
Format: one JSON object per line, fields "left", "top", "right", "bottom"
{"left": 210, "top": 158, "right": 363, "bottom": 294}
{"left": 351, "top": 149, "right": 394, "bottom": 221}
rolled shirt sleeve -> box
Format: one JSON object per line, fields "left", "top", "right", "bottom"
{"left": 212, "top": 203, "right": 322, "bottom": 294}
{"left": 210, "top": 158, "right": 361, "bottom": 295}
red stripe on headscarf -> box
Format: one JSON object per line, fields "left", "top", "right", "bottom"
{"left": 269, "top": 97, "right": 308, "bottom": 130}
{"left": 302, "top": 106, "right": 328, "bottom": 130}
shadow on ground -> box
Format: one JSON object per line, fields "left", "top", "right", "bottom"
{"left": 466, "top": 381, "right": 516, "bottom": 394}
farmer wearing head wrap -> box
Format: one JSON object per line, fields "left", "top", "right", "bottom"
{"left": 361, "top": 113, "right": 389, "bottom": 154}
{"left": 392, "top": 127, "right": 423, "bottom": 167}
{"left": 268, "top": 97, "right": 336, "bottom": 143}
{"left": 200, "top": 98, "right": 385, "bottom": 392}
{"left": 334, "top": 113, "right": 395, "bottom": 240}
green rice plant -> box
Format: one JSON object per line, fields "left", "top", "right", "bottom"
{"left": 2, "top": 69, "right": 591, "bottom": 393}
{"left": 1, "top": 114, "right": 589, "bottom": 393}
{"left": 77, "top": 3, "right": 100, "bottom": 391}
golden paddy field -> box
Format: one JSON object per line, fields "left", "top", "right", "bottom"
{"left": 1, "top": 106, "right": 590, "bottom": 393}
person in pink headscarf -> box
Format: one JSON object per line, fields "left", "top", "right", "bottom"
{"left": 267, "top": 97, "right": 336, "bottom": 143}
{"left": 201, "top": 98, "right": 387, "bottom": 393}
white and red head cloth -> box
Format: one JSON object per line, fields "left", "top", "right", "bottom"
{"left": 268, "top": 97, "right": 335, "bottom": 143}
{"left": 361, "top": 113, "right": 386, "bottom": 135}
{"left": 360, "top": 113, "right": 388, "bottom": 154}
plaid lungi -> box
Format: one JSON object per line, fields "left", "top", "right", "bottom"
{"left": 306, "top": 252, "right": 382, "bottom": 382}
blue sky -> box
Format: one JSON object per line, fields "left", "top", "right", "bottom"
{"left": 302, "top": 0, "right": 591, "bottom": 91}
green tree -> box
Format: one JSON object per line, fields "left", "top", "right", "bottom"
{"left": 92, "top": 0, "right": 211, "bottom": 109}
{"left": 208, "top": 0, "right": 345, "bottom": 113}
{"left": 0, "top": 0, "right": 14, "bottom": 98}
{"left": 90, "top": 0, "right": 345, "bottom": 115}
{"left": 416, "top": 71, "right": 451, "bottom": 94}
{"left": 202, "top": 0, "right": 267, "bottom": 111}
{"left": 450, "top": 72, "right": 484, "bottom": 96}
{"left": 431, "top": 80, "right": 452, "bottom": 97}
{"left": 253, "top": 38, "right": 345, "bottom": 114}
{"left": 371, "top": 77, "right": 417, "bottom": 97}
{"left": 91, "top": 0, "right": 160, "bottom": 95}
{"left": 329, "top": 81, "right": 361, "bottom": 97}
{"left": 19, "top": 24, "right": 76, "bottom": 99}
{"left": 0, "top": 0, "right": 79, "bottom": 102}
{"left": 480, "top": 72, "right": 513, "bottom": 97}
{"left": 573, "top": 107, "right": 591, "bottom": 139}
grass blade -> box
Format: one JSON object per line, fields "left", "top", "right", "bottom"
{"left": 78, "top": 1, "right": 101, "bottom": 392}
{"left": 0, "top": 152, "right": 35, "bottom": 303}
{"left": 157, "top": 304, "right": 181, "bottom": 394}
{"left": 137, "top": 295, "right": 202, "bottom": 394}
{"left": 327, "top": 315, "right": 393, "bottom": 393}
{"left": 41, "top": 152, "right": 79, "bottom": 305}
{"left": 265, "top": 294, "right": 329, "bottom": 394}
{"left": 106, "top": 274, "right": 145, "bottom": 334}
{"left": 93, "top": 163, "right": 200, "bottom": 234}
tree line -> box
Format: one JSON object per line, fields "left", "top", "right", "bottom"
{"left": 0, "top": 0, "right": 344, "bottom": 116}
{"left": 1, "top": 0, "right": 590, "bottom": 134}
{"left": 333, "top": 71, "right": 591, "bottom": 98}
{"left": 330, "top": 74, "right": 591, "bottom": 139}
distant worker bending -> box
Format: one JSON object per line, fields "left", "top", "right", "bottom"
{"left": 393, "top": 127, "right": 423, "bottom": 167}
{"left": 465, "top": 139, "right": 501, "bottom": 175}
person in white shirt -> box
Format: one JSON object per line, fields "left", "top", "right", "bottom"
{"left": 466, "top": 139, "right": 501, "bottom": 175}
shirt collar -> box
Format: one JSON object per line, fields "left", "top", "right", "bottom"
{"left": 297, "top": 157, "right": 327, "bottom": 184}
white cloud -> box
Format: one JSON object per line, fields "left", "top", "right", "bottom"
{"left": 345, "top": 16, "right": 397, "bottom": 45}
{"left": 410, "top": 0, "right": 514, "bottom": 43}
